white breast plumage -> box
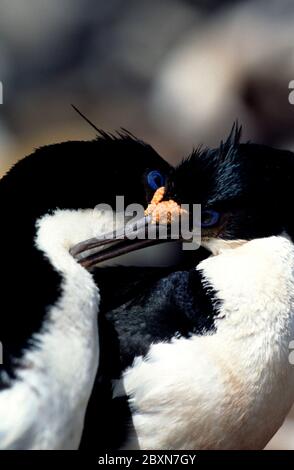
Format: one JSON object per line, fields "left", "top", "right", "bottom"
{"left": 0, "top": 209, "right": 115, "bottom": 449}
{"left": 122, "top": 235, "right": 294, "bottom": 449}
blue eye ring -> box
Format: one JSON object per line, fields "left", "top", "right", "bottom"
{"left": 147, "top": 170, "right": 165, "bottom": 190}
{"left": 201, "top": 210, "right": 220, "bottom": 228}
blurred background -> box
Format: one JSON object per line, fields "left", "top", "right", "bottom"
{"left": 0, "top": 0, "right": 293, "bottom": 448}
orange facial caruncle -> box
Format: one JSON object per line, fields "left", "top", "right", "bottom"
{"left": 144, "top": 186, "right": 187, "bottom": 225}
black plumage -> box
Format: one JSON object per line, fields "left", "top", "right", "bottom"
{"left": 80, "top": 123, "right": 294, "bottom": 449}
{"left": 0, "top": 133, "right": 171, "bottom": 387}
{"left": 81, "top": 254, "right": 218, "bottom": 449}
{"left": 164, "top": 124, "right": 294, "bottom": 241}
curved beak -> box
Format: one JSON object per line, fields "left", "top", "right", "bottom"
{"left": 70, "top": 215, "right": 178, "bottom": 269}
{"left": 70, "top": 188, "right": 195, "bottom": 269}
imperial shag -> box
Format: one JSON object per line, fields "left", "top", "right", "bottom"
{"left": 78, "top": 125, "right": 294, "bottom": 450}
{"left": 0, "top": 130, "right": 171, "bottom": 449}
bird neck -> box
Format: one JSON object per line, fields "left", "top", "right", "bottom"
{"left": 0, "top": 207, "right": 101, "bottom": 448}
{"left": 198, "top": 234, "right": 294, "bottom": 374}
{"left": 0, "top": 206, "right": 103, "bottom": 384}
{"left": 122, "top": 235, "right": 294, "bottom": 450}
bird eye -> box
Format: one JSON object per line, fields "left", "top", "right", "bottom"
{"left": 147, "top": 170, "right": 165, "bottom": 190}
{"left": 201, "top": 210, "right": 220, "bottom": 228}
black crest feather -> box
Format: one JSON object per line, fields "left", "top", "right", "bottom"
{"left": 219, "top": 121, "right": 242, "bottom": 161}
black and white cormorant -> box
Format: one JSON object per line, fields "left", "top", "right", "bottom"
{"left": 77, "top": 125, "right": 294, "bottom": 450}
{"left": 0, "top": 128, "right": 171, "bottom": 449}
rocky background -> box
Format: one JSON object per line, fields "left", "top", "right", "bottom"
{"left": 0, "top": 0, "right": 293, "bottom": 448}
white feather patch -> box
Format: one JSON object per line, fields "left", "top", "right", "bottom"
{"left": 0, "top": 209, "right": 115, "bottom": 449}
{"left": 122, "top": 235, "right": 294, "bottom": 450}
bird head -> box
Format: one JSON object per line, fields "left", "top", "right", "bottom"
{"left": 0, "top": 131, "right": 172, "bottom": 364}
{"left": 74, "top": 123, "right": 294, "bottom": 265}
{"left": 163, "top": 123, "right": 294, "bottom": 255}
{"left": 1, "top": 132, "right": 170, "bottom": 214}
